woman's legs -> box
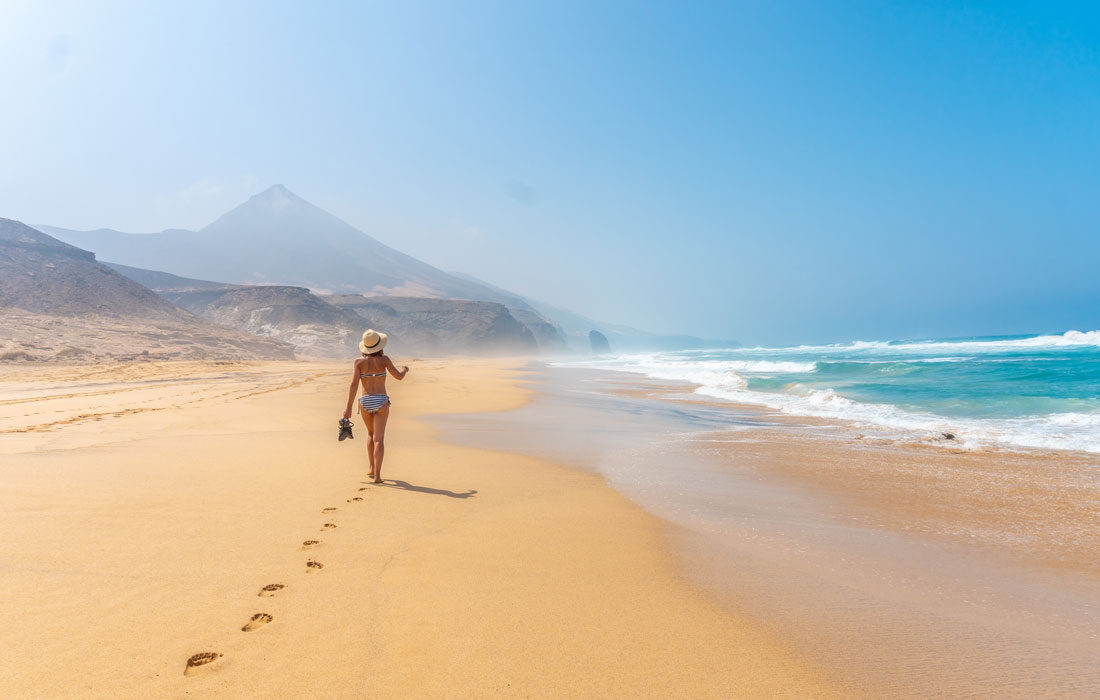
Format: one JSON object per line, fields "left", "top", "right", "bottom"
{"left": 363, "top": 411, "right": 376, "bottom": 478}
{"left": 370, "top": 402, "right": 390, "bottom": 483}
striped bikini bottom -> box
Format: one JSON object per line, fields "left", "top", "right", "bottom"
{"left": 358, "top": 394, "right": 390, "bottom": 414}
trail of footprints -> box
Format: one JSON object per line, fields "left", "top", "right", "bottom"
{"left": 185, "top": 489, "right": 371, "bottom": 675}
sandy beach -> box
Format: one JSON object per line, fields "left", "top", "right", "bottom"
{"left": 0, "top": 359, "right": 838, "bottom": 698}
{"left": 435, "top": 366, "right": 1100, "bottom": 697}
{"left": 8, "top": 3, "right": 1099, "bottom": 696}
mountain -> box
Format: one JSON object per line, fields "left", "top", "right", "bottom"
{"left": 0, "top": 219, "right": 295, "bottom": 362}
{"left": 2, "top": 219, "right": 171, "bottom": 318}
{"left": 325, "top": 295, "right": 538, "bottom": 356}
{"left": 39, "top": 185, "right": 566, "bottom": 348}
{"left": 103, "top": 262, "right": 229, "bottom": 292}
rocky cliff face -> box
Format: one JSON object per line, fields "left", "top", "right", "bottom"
{"left": 589, "top": 329, "right": 611, "bottom": 354}
{"left": 508, "top": 307, "right": 567, "bottom": 352}
{"left": 0, "top": 219, "right": 295, "bottom": 362}
{"left": 326, "top": 295, "right": 538, "bottom": 356}
{"left": 105, "top": 263, "right": 546, "bottom": 358}
{"left": 161, "top": 285, "right": 365, "bottom": 359}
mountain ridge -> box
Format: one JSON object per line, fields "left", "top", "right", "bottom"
{"left": 38, "top": 185, "right": 566, "bottom": 348}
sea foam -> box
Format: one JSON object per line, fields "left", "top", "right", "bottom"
{"left": 752, "top": 330, "right": 1100, "bottom": 355}
{"left": 554, "top": 331, "right": 1100, "bottom": 455}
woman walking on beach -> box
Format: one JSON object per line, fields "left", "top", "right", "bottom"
{"left": 343, "top": 329, "right": 409, "bottom": 484}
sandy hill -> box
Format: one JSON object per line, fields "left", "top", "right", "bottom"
{"left": 0, "top": 219, "right": 294, "bottom": 362}
{"left": 40, "top": 185, "right": 566, "bottom": 349}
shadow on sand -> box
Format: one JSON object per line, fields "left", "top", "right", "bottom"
{"left": 367, "top": 479, "right": 478, "bottom": 499}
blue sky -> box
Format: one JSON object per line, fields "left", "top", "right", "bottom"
{"left": 2, "top": 1, "right": 1098, "bottom": 344}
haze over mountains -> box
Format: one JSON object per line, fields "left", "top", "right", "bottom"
{"left": 447, "top": 270, "right": 736, "bottom": 351}
{"left": 40, "top": 185, "right": 568, "bottom": 349}
{"left": 28, "top": 185, "right": 730, "bottom": 357}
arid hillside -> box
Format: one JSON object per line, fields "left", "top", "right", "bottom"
{"left": 0, "top": 219, "right": 294, "bottom": 362}
{"left": 105, "top": 262, "right": 544, "bottom": 358}
{"left": 161, "top": 285, "right": 365, "bottom": 359}
{"left": 326, "top": 294, "right": 538, "bottom": 355}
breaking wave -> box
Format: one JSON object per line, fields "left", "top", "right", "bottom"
{"left": 554, "top": 330, "right": 1100, "bottom": 455}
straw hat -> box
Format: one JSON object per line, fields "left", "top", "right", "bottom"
{"left": 359, "top": 329, "right": 388, "bottom": 355}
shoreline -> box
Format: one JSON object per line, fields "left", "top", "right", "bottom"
{"left": 601, "top": 368, "right": 1100, "bottom": 461}
{"left": 551, "top": 351, "right": 1100, "bottom": 458}
{"left": 590, "top": 367, "right": 1100, "bottom": 575}
{"left": 0, "top": 358, "right": 840, "bottom": 698}
{"left": 434, "top": 362, "right": 1100, "bottom": 696}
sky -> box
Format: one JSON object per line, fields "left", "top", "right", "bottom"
{"left": 2, "top": 0, "right": 1098, "bottom": 345}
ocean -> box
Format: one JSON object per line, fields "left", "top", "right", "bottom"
{"left": 555, "top": 330, "right": 1100, "bottom": 454}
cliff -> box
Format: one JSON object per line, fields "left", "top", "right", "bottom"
{"left": 326, "top": 295, "right": 538, "bottom": 356}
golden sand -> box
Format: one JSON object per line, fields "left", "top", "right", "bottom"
{"left": 0, "top": 359, "right": 838, "bottom": 698}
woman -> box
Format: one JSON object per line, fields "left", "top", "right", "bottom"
{"left": 343, "top": 329, "right": 409, "bottom": 483}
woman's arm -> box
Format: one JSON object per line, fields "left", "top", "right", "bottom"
{"left": 386, "top": 357, "right": 409, "bottom": 380}
{"left": 343, "top": 360, "right": 361, "bottom": 419}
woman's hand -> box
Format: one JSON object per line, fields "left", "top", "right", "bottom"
{"left": 343, "top": 407, "right": 353, "bottom": 420}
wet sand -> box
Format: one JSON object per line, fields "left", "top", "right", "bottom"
{"left": 0, "top": 359, "right": 837, "bottom": 698}
{"left": 434, "top": 365, "right": 1100, "bottom": 697}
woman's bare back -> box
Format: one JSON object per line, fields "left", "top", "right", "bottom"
{"left": 357, "top": 353, "right": 393, "bottom": 395}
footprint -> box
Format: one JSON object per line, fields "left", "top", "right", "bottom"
{"left": 258, "top": 584, "right": 284, "bottom": 597}
{"left": 242, "top": 613, "right": 273, "bottom": 632}
{"left": 322, "top": 507, "right": 337, "bottom": 513}
{"left": 184, "top": 652, "right": 222, "bottom": 676}
{"left": 306, "top": 560, "right": 324, "bottom": 572}
{"left": 322, "top": 523, "right": 337, "bottom": 530}
{"left": 346, "top": 497, "right": 363, "bottom": 502}
{"left": 358, "top": 487, "right": 369, "bottom": 491}
{"left": 301, "top": 539, "right": 320, "bottom": 550}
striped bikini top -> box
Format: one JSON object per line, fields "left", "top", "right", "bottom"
{"left": 360, "top": 371, "right": 386, "bottom": 378}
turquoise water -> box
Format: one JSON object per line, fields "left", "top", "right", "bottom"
{"left": 559, "top": 331, "right": 1100, "bottom": 454}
